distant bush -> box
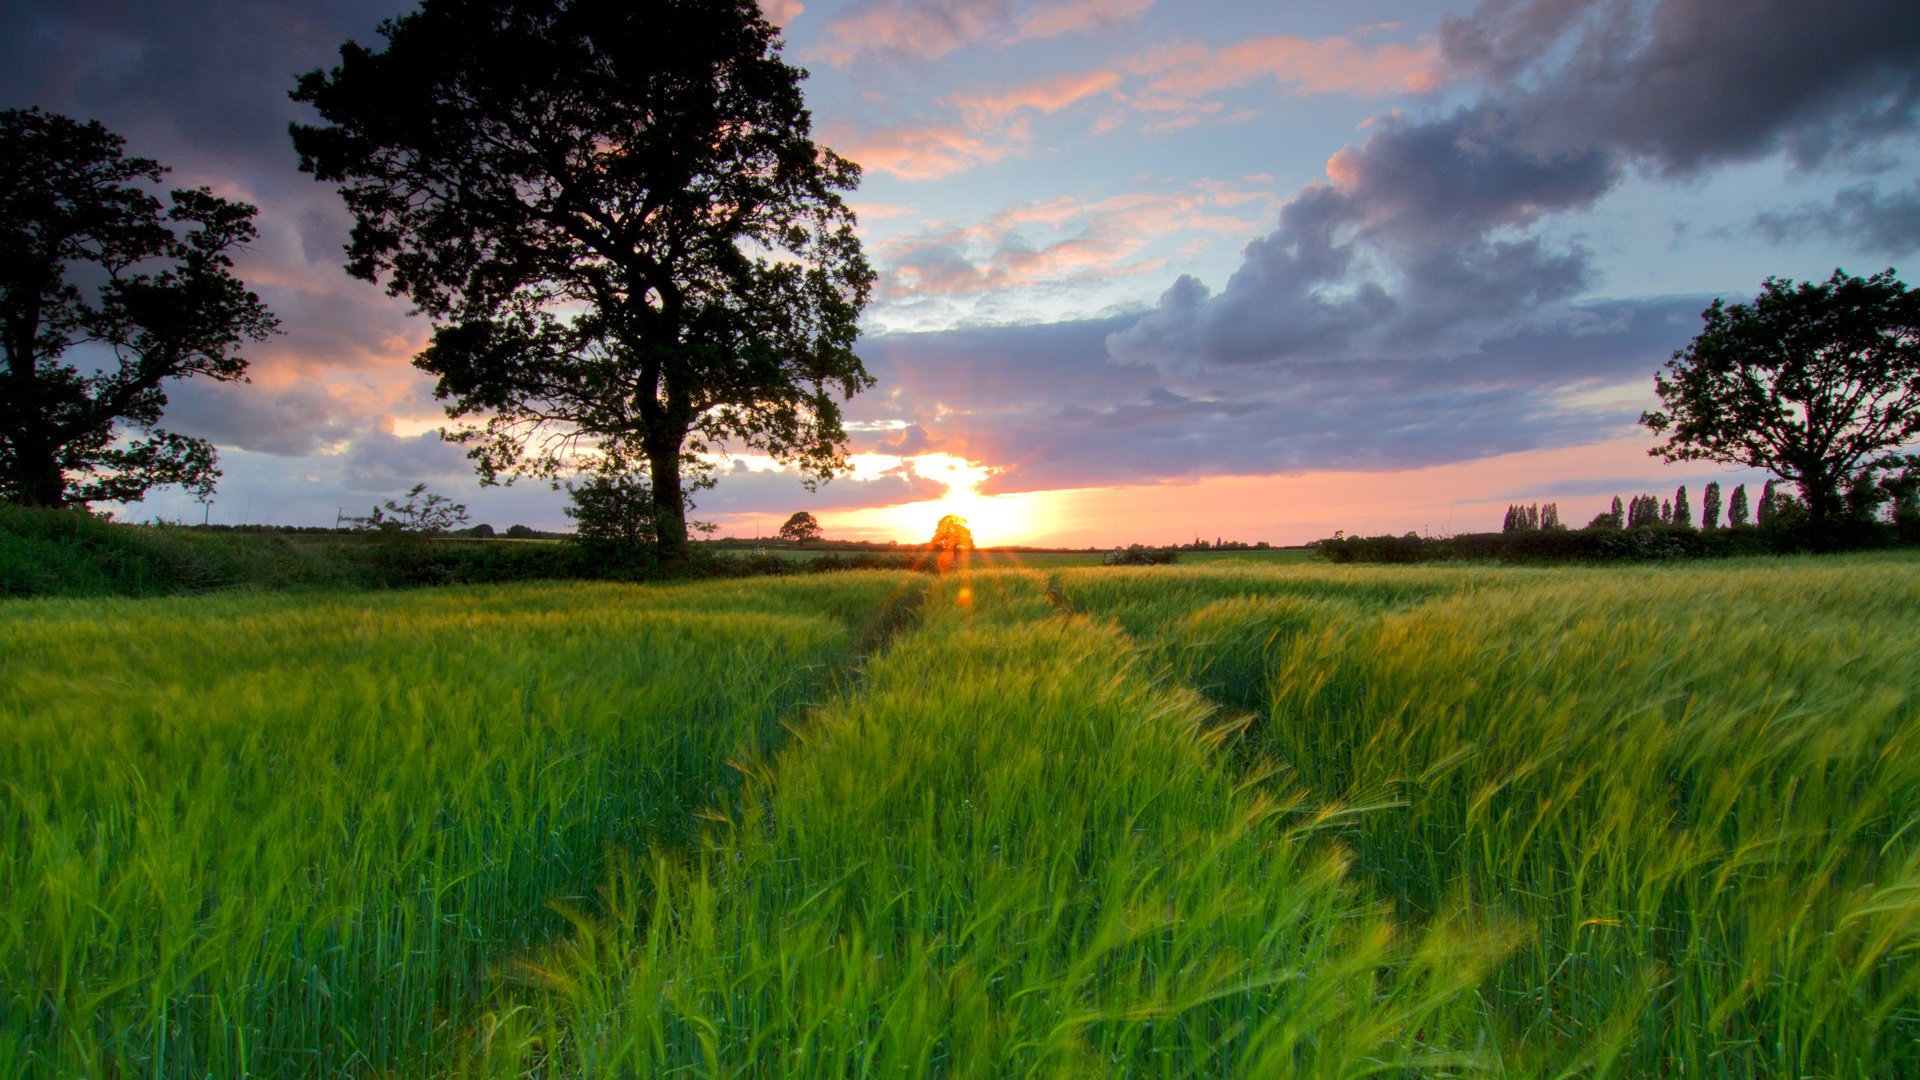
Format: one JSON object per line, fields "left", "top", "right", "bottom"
{"left": 1103, "top": 545, "right": 1179, "bottom": 566}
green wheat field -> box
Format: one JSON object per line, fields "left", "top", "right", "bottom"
{"left": 3, "top": 555, "right": 1917, "bottom": 1076}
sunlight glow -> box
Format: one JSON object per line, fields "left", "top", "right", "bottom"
{"left": 835, "top": 452, "right": 1054, "bottom": 546}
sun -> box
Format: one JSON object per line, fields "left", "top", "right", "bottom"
{"left": 859, "top": 453, "right": 1051, "bottom": 546}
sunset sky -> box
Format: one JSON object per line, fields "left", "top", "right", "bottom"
{"left": 5, "top": 0, "right": 1917, "bottom": 546}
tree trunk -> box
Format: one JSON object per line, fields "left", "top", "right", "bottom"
{"left": 645, "top": 435, "right": 689, "bottom": 567}
{"left": 1797, "top": 468, "right": 1840, "bottom": 549}
{"left": 9, "top": 433, "right": 67, "bottom": 508}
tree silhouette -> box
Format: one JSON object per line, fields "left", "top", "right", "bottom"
{"left": 777, "top": 511, "right": 823, "bottom": 543}
{"left": 1728, "top": 483, "right": 1751, "bottom": 527}
{"left": 292, "top": 0, "right": 874, "bottom": 565}
{"left": 1, "top": 109, "right": 278, "bottom": 508}
{"left": 1701, "top": 481, "right": 1722, "bottom": 529}
{"left": 1643, "top": 269, "right": 1920, "bottom": 536}
{"left": 928, "top": 513, "right": 973, "bottom": 572}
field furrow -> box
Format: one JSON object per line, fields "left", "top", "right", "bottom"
{"left": 475, "top": 569, "right": 1507, "bottom": 1077}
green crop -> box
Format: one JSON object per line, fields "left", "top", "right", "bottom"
{"left": 6, "top": 554, "right": 1916, "bottom": 1077}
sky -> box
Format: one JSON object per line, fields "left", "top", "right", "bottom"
{"left": 4, "top": 0, "right": 1918, "bottom": 546}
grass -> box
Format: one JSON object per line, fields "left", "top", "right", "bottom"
{"left": 1055, "top": 553, "right": 1920, "bottom": 1076}
{"left": 469, "top": 570, "right": 1506, "bottom": 1076}
{"left": 0, "top": 574, "right": 922, "bottom": 1076}
{"left": 4, "top": 553, "right": 1916, "bottom": 1076}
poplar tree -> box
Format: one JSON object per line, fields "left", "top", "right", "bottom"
{"left": 1701, "top": 481, "right": 1722, "bottom": 529}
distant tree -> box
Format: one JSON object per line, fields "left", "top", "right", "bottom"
{"left": 1, "top": 108, "right": 279, "bottom": 509}
{"left": 1660, "top": 498, "right": 1673, "bottom": 524}
{"left": 777, "top": 511, "right": 823, "bottom": 543}
{"left": 1672, "top": 486, "right": 1692, "bottom": 530}
{"left": 1758, "top": 479, "right": 1778, "bottom": 525}
{"left": 1642, "top": 269, "right": 1920, "bottom": 536}
{"left": 1610, "top": 496, "right": 1626, "bottom": 529}
{"left": 1701, "top": 481, "right": 1722, "bottom": 530}
{"left": 1728, "top": 484, "right": 1751, "bottom": 527}
{"left": 1502, "top": 504, "right": 1518, "bottom": 533}
{"left": 349, "top": 483, "right": 469, "bottom": 534}
{"left": 928, "top": 513, "right": 973, "bottom": 573}
{"left": 291, "top": 0, "right": 875, "bottom": 566}
{"left": 1540, "top": 502, "right": 1559, "bottom": 529}
{"left": 505, "top": 524, "right": 537, "bottom": 539}
{"left": 931, "top": 513, "right": 974, "bottom": 552}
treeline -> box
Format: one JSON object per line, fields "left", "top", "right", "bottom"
{"left": 1320, "top": 472, "right": 1920, "bottom": 564}
{"left": 0, "top": 505, "right": 926, "bottom": 600}
{"left": 168, "top": 522, "right": 567, "bottom": 539}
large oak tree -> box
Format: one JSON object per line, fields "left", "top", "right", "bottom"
{"left": 1, "top": 108, "right": 278, "bottom": 509}
{"left": 1642, "top": 268, "right": 1920, "bottom": 534}
{"left": 291, "top": 0, "right": 874, "bottom": 564}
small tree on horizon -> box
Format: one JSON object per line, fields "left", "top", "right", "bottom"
{"left": 777, "top": 511, "right": 823, "bottom": 543}
{"left": 1701, "top": 481, "right": 1722, "bottom": 529}
{"left": 1672, "top": 486, "right": 1692, "bottom": 530}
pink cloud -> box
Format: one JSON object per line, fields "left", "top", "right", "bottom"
{"left": 1134, "top": 33, "right": 1445, "bottom": 100}
{"left": 809, "top": 0, "right": 1013, "bottom": 67}
{"left": 835, "top": 121, "right": 1027, "bottom": 181}
{"left": 758, "top": 0, "right": 804, "bottom": 28}
{"left": 875, "top": 182, "right": 1275, "bottom": 301}
{"left": 1017, "top": 0, "right": 1153, "bottom": 40}
{"left": 811, "top": 0, "right": 1151, "bottom": 67}
{"left": 946, "top": 69, "right": 1123, "bottom": 125}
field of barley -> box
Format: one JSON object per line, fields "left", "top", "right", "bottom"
{"left": 3, "top": 553, "right": 1916, "bottom": 1077}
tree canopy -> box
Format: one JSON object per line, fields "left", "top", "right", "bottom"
{"left": 777, "top": 510, "right": 822, "bottom": 543}
{"left": 291, "top": 0, "right": 874, "bottom": 564}
{"left": 1, "top": 108, "right": 278, "bottom": 508}
{"left": 1642, "top": 268, "right": 1920, "bottom": 532}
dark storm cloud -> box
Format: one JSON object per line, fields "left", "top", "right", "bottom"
{"left": 1, "top": 0, "right": 405, "bottom": 176}
{"left": 340, "top": 425, "right": 475, "bottom": 493}
{"left": 1109, "top": 105, "right": 1615, "bottom": 372}
{"left": 1105, "top": 0, "right": 1917, "bottom": 480}
{"left": 1753, "top": 180, "right": 1920, "bottom": 256}
{"left": 163, "top": 378, "right": 361, "bottom": 457}
{"left": 1438, "top": 0, "right": 1920, "bottom": 174}
{"left": 853, "top": 297, "right": 1703, "bottom": 495}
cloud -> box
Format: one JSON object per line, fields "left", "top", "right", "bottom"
{"left": 1437, "top": 0, "right": 1920, "bottom": 174}
{"left": 871, "top": 183, "right": 1272, "bottom": 313}
{"left": 1110, "top": 0, "right": 1918, "bottom": 383}
{"left": 1109, "top": 106, "right": 1614, "bottom": 372}
{"left": 758, "top": 0, "right": 805, "bottom": 29}
{"left": 947, "top": 70, "right": 1123, "bottom": 126}
{"left": 810, "top": 0, "right": 1149, "bottom": 67}
{"left": 1017, "top": 0, "right": 1153, "bottom": 41}
{"left": 1752, "top": 180, "right": 1920, "bottom": 255}
{"left": 810, "top": 0, "right": 1015, "bottom": 67}
{"left": 1130, "top": 32, "right": 1446, "bottom": 102}
{"left": 340, "top": 419, "right": 475, "bottom": 493}
{"left": 833, "top": 121, "right": 1024, "bottom": 181}
{"left": 847, "top": 295, "right": 1703, "bottom": 497}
